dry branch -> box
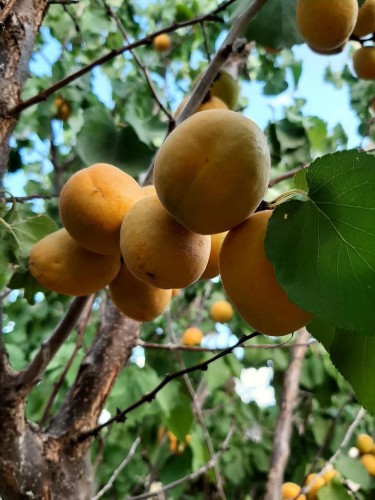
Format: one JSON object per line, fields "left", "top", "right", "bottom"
{"left": 264, "top": 328, "right": 310, "bottom": 500}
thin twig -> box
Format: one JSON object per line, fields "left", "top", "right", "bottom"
{"left": 16, "top": 295, "right": 92, "bottom": 392}
{"left": 127, "top": 425, "right": 235, "bottom": 500}
{"left": 200, "top": 22, "right": 212, "bottom": 62}
{"left": 93, "top": 437, "right": 141, "bottom": 500}
{"left": 0, "top": 193, "right": 59, "bottom": 203}
{"left": 137, "top": 339, "right": 316, "bottom": 352}
{"left": 300, "top": 407, "right": 366, "bottom": 498}
{"left": 268, "top": 165, "right": 307, "bottom": 188}
{"left": 78, "top": 330, "right": 262, "bottom": 441}
{"left": 0, "top": 0, "right": 18, "bottom": 25}
{"left": 11, "top": 0, "right": 237, "bottom": 115}
{"left": 50, "top": 122, "right": 63, "bottom": 195}
{"left": 101, "top": 0, "right": 173, "bottom": 122}
{"left": 165, "top": 310, "right": 226, "bottom": 500}
{"left": 40, "top": 294, "right": 95, "bottom": 427}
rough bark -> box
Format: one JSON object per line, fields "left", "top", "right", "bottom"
{"left": 0, "top": 0, "right": 47, "bottom": 185}
{"left": 263, "top": 328, "right": 310, "bottom": 500}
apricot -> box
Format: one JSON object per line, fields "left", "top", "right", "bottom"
{"left": 219, "top": 211, "right": 313, "bottom": 336}
{"left": 322, "top": 467, "right": 337, "bottom": 483}
{"left": 175, "top": 95, "right": 228, "bottom": 118}
{"left": 281, "top": 482, "right": 305, "bottom": 499}
{"left": 153, "top": 33, "right": 171, "bottom": 52}
{"left": 29, "top": 228, "right": 121, "bottom": 296}
{"left": 309, "top": 43, "right": 347, "bottom": 56}
{"left": 141, "top": 185, "right": 156, "bottom": 197}
{"left": 353, "top": 46, "right": 375, "bottom": 79}
{"left": 200, "top": 232, "right": 227, "bottom": 280}
{"left": 353, "top": 0, "right": 375, "bottom": 38}
{"left": 154, "top": 110, "right": 270, "bottom": 235}
{"left": 296, "top": 0, "right": 358, "bottom": 51}
{"left": 210, "top": 70, "right": 239, "bottom": 110}
{"left": 305, "top": 474, "right": 325, "bottom": 500}
{"left": 181, "top": 327, "right": 203, "bottom": 346}
{"left": 210, "top": 300, "right": 234, "bottom": 323}
{"left": 120, "top": 195, "right": 211, "bottom": 289}
{"left": 357, "top": 433, "right": 374, "bottom": 454}
{"left": 361, "top": 453, "right": 375, "bottom": 475}
{"left": 60, "top": 163, "right": 142, "bottom": 255}
{"left": 109, "top": 263, "right": 172, "bottom": 322}
{"left": 167, "top": 431, "right": 191, "bottom": 454}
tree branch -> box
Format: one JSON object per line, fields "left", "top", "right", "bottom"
{"left": 92, "top": 437, "right": 141, "bottom": 500}
{"left": 78, "top": 331, "right": 262, "bottom": 441}
{"left": 0, "top": 0, "right": 18, "bottom": 25}
{"left": 268, "top": 165, "right": 307, "bottom": 188}
{"left": 264, "top": 328, "right": 310, "bottom": 500}
{"left": 127, "top": 425, "right": 235, "bottom": 500}
{"left": 16, "top": 295, "right": 91, "bottom": 392}
{"left": 11, "top": 0, "right": 238, "bottom": 115}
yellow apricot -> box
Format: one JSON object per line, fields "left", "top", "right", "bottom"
{"left": 219, "top": 211, "right": 313, "bottom": 336}
{"left": 154, "top": 110, "right": 270, "bottom": 235}
{"left": 120, "top": 195, "right": 211, "bottom": 289}
{"left": 305, "top": 474, "right": 325, "bottom": 500}
{"left": 141, "top": 185, "right": 156, "bottom": 197}
{"left": 153, "top": 33, "right": 171, "bottom": 52}
{"left": 60, "top": 163, "right": 142, "bottom": 255}
{"left": 281, "top": 482, "right": 305, "bottom": 499}
{"left": 361, "top": 453, "right": 375, "bottom": 475}
{"left": 353, "top": 46, "right": 375, "bottom": 79}
{"left": 322, "top": 467, "right": 337, "bottom": 483}
{"left": 200, "top": 232, "right": 227, "bottom": 280}
{"left": 109, "top": 263, "right": 172, "bottom": 322}
{"left": 357, "top": 433, "right": 374, "bottom": 454}
{"left": 29, "top": 229, "right": 121, "bottom": 296}
{"left": 296, "top": 0, "right": 358, "bottom": 51}
{"left": 181, "top": 327, "right": 203, "bottom": 346}
{"left": 175, "top": 95, "right": 228, "bottom": 118}
{"left": 353, "top": 0, "right": 375, "bottom": 38}
{"left": 210, "top": 300, "right": 234, "bottom": 323}
{"left": 210, "top": 70, "right": 239, "bottom": 110}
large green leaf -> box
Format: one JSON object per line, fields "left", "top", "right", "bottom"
{"left": 266, "top": 151, "right": 375, "bottom": 336}
{"left": 232, "top": 0, "right": 303, "bottom": 49}
{"left": 311, "top": 318, "right": 375, "bottom": 416}
{"left": 317, "top": 483, "right": 352, "bottom": 500}
{"left": 76, "top": 109, "right": 154, "bottom": 175}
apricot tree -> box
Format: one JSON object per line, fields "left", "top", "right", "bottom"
{"left": 0, "top": 0, "right": 375, "bottom": 499}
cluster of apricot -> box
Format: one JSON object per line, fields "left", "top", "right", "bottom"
{"left": 282, "top": 467, "right": 337, "bottom": 500}
{"left": 29, "top": 88, "right": 312, "bottom": 335}
{"left": 356, "top": 433, "right": 375, "bottom": 477}
{"left": 296, "top": 0, "right": 375, "bottom": 80}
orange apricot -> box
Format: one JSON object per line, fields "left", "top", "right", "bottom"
{"left": 210, "top": 300, "right": 234, "bottom": 323}
{"left": 174, "top": 95, "right": 228, "bottom": 118}
{"left": 153, "top": 33, "right": 171, "bottom": 52}
{"left": 353, "top": 46, "right": 375, "bottom": 79}
{"left": 154, "top": 110, "right": 270, "bottom": 235}
{"left": 120, "top": 195, "right": 210, "bottom": 289}
{"left": 353, "top": 0, "right": 375, "bottom": 38}
{"left": 29, "top": 228, "right": 121, "bottom": 296}
{"left": 361, "top": 453, "right": 375, "bottom": 475}
{"left": 305, "top": 474, "right": 325, "bottom": 500}
{"left": 181, "top": 327, "right": 203, "bottom": 346}
{"left": 109, "top": 263, "right": 172, "bottom": 322}
{"left": 281, "top": 482, "right": 305, "bottom": 499}
{"left": 60, "top": 163, "right": 142, "bottom": 255}
{"left": 200, "top": 232, "right": 227, "bottom": 280}
{"left": 219, "top": 211, "right": 313, "bottom": 336}
{"left": 357, "top": 433, "right": 374, "bottom": 454}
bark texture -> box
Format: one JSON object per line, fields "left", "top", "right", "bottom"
{"left": 0, "top": 0, "right": 46, "bottom": 185}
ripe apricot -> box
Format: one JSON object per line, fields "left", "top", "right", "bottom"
{"left": 141, "top": 185, "right": 156, "bottom": 197}
{"left": 56, "top": 101, "right": 71, "bottom": 121}
{"left": 175, "top": 95, "right": 228, "bottom": 118}
{"left": 305, "top": 474, "right": 325, "bottom": 500}
{"left": 200, "top": 232, "right": 227, "bottom": 280}
{"left": 153, "top": 33, "right": 171, "bottom": 52}
{"left": 296, "top": 0, "right": 358, "bottom": 51}
{"left": 309, "top": 43, "right": 347, "bottom": 56}
{"left": 210, "top": 300, "right": 234, "bottom": 323}
{"left": 60, "top": 163, "right": 142, "bottom": 255}
{"left": 353, "top": 0, "right": 375, "bottom": 38}
{"left": 29, "top": 228, "right": 121, "bottom": 296}
{"left": 219, "top": 211, "right": 313, "bottom": 336}
{"left": 357, "top": 433, "right": 374, "bottom": 454}
{"left": 154, "top": 110, "right": 270, "bottom": 235}
{"left": 322, "top": 467, "right": 337, "bottom": 483}
{"left": 281, "top": 482, "right": 305, "bottom": 499}
{"left": 109, "top": 263, "right": 172, "bottom": 322}
{"left": 361, "top": 453, "right": 375, "bottom": 475}
{"left": 181, "top": 327, "right": 203, "bottom": 346}
{"left": 353, "top": 46, "right": 375, "bottom": 79}
{"left": 120, "top": 195, "right": 210, "bottom": 289}
{"left": 210, "top": 70, "right": 239, "bottom": 110}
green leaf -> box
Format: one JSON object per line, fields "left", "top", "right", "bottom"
{"left": 8, "top": 269, "right": 46, "bottom": 304}
{"left": 242, "top": 0, "right": 304, "bottom": 49}
{"left": 11, "top": 214, "right": 58, "bottom": 259}
{"left": 266, "top": 151, "right": 375, "bottom": 336}
{"left": 317, "top": 482, "right": 352, "bottom": 500}
{"left": 335, "top": 455, "right": 372, "bottom": 490}
{"left": 76, "top": 109, "right": 154, "bottom": 175}
{"left": 165, "top": 392, "right": 193, "bottom": 442}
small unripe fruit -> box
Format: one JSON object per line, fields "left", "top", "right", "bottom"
{"left": 181, "top": 327, "right": 203, "bottom": 346}
{"left": 153, "top": 33, "right": 171, "bottom": 52}
{"left": 357, "top": 433, "right": 374, "bottom": 454}
{"left": 210, "top": 300, "right": 234, "bottom": 323}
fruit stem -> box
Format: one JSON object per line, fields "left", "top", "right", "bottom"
{"left": 270, "top": 189, "right": 307, "bottom": 207}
